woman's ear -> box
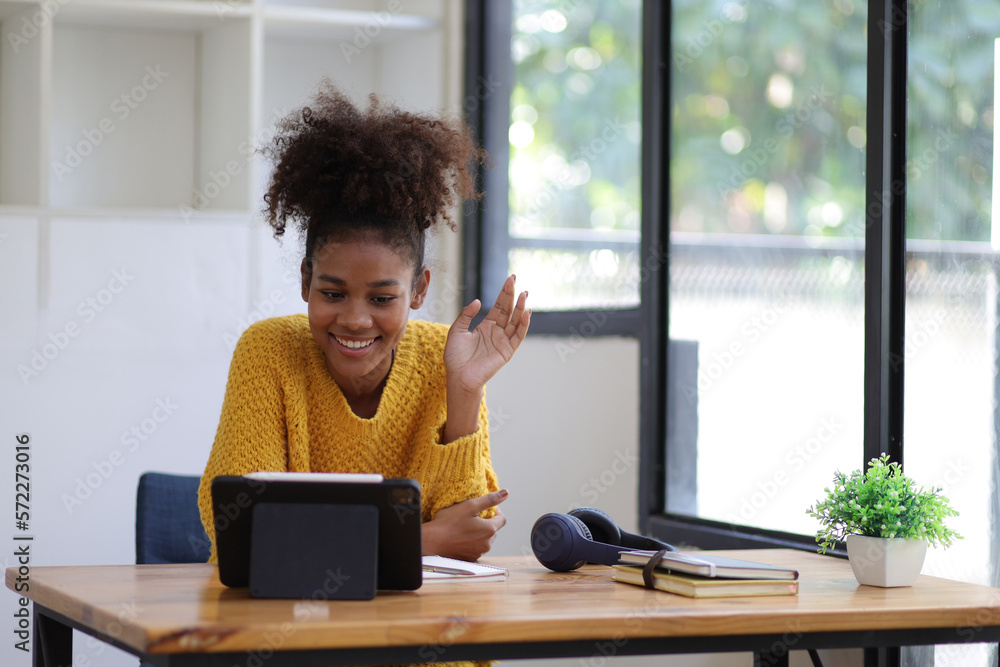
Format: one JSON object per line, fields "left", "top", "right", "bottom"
{"left": 300, "top": 258, "right": 312, "bottom": 302}
{"left": 410, "top": 267, "right": 431, "bottom": 310}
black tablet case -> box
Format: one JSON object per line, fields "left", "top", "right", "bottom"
{"left": 211, "top": 476, "right": 422, "bottom": 593}
{"left": 249, "top": 503, "right": 379, "bottom": 599}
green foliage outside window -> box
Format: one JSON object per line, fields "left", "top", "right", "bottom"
{"left": 510, "top": 0, "right": 641, "bottom": 238}
{"left": 672, "top": 0, "right": 1000, "bottom": 242}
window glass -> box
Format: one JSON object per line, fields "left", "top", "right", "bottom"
{"left": 905, "top": 3, "right": 1000, "bottom": 665}
{"left": 506, "top": 0, "right": 641, "bottom": 310}
{"left": 668, "top": 1, "right": 866, "bottom": 535}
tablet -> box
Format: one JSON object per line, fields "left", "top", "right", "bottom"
{"left": 211, "top": 474, "right": 422, "bottom": 591}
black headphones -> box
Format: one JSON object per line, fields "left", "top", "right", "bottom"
{"left": 530, "top": 507, "right": 678, "bottom": 572}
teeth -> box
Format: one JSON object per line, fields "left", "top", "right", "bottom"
{"left": 335, "top": 336, "right": 375, "bottom": 350}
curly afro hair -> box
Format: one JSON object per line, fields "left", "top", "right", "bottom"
{"left": 262, "top": 81, "right": 487, "bottom": 279}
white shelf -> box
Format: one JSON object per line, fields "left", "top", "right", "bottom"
{"left": 0, "top": 0, "right": 450, "bottom": 213}
{"left": 263, "top": 5, "right": 436, "bottom": 41}
{"left": 51, "top": 24, "right": 199, "bottom": 208}
{"left": 1, "top": 3, "right": 49, "bottom": 206}
{"left": 27, "top": 204, "right": 253, "bottom": 221}
{"left": 57, "top": 0, "right": 254, "bottom": 30}
{"left": 0, "top": 0, "right": 37, "bottom": 22}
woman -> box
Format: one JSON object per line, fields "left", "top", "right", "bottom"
{"left": 197, "top": 83, "right": 530, "bottom": 570}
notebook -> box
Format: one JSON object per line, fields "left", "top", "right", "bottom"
{"left": 421, "top": 556, "right": 509, "bottom": 583}
{"left": 617, "top": 550, "right": 799, "bottom": 581}
{"left": 612, "top": 564, "right": 799, "bottom": 598}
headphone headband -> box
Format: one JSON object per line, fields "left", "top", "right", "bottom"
{"left": 530, "top": 508, "right": 677, "bottom": 572}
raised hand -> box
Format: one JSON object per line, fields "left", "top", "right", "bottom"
{"left": 445, "top": 274, "right": 531, "bottom": 396}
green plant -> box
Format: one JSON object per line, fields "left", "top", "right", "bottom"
{"left": 806, "top": 454, "right": 962, "bottom": 554}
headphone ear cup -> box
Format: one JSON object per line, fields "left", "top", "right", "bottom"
{"left": 531, "top": 513, "right": 592, "bottom": 571}
{"left": 568, "top": 507, "right": 622, "bottom": 545}
{"left": 532, "top": 511, "right": 653, "bottom": 571}
{"left": 565, "top": 514, "right": 593, "bottom": 540}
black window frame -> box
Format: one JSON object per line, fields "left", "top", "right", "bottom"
{"left": 640, "top": 2, "right": 911, "bottom": 665}
{"left": 467, "top": 2, "right": 998, "bottom": 664}
{"left": 639, "top": 0, "right": 907, "bottom": 556}
{"left": 463, "top": 0, "right": 640, "bottom": 337}
{"left": 466, "top": 0, "right": 910, "bottom": 548}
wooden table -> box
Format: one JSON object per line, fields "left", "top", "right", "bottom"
{"left": 9, "top": 550, "right": 1000, "bottom": 666}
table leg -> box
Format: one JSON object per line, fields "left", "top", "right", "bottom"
{"left": 864, "top": 646, "right": 900, "bottom": 666}
{"left": 33, "top": 607, "right": 72, "bottom": 667}
{"left": 753, "top": 650, "right": 789, "bottom": 667}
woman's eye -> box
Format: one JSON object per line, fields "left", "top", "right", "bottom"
{"left": 372, "top": 296, "right": 396, "bottom": 306}
{"left": 322, "top": 291, "right": 344, "bottom": 301}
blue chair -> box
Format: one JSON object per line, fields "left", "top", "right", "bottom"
{"left": 135, "top": 472, "right": 211, "bottom": 564}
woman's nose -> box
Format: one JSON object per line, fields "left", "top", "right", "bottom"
{"left": 339, "top": 300, "right": 372, "bottom": 330}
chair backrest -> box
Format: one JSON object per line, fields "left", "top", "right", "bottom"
{"left": 135, "top": 472, "right": 211, "bottom": 564}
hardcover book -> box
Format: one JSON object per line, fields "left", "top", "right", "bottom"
{"left": 612, "top": 564, "right": 799, "bottom": 598}
{"left": 617, "top": 550, "right": 799, "bottom": 581}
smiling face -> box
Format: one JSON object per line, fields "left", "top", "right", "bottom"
{"left": 301, "top": 239, "right": 429, "bottom": 398}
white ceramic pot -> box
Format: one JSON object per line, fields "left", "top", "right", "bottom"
{"left": 845, "top": 535, "right": 928, "bottom": 587}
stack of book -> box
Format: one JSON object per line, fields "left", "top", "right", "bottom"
{"left": 612, "top": 550, "right": 799, "bottom": 598}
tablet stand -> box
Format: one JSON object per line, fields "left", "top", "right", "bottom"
{"left": 249, "top": 502, "right": 379, "bottom": 600}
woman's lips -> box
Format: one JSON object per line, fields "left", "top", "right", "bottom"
{"left": 332, "top": 334, "right": 379, "bottom": 356}
{"left": 335, "top": 335, "right": 376, "bottom": 349}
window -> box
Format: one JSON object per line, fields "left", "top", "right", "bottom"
{"left": 469, "top": 1, "right": 1000, "bottom": 662}
{"left": 902, "top": 5, "right": 1000, "bottom": 666}
{"left": 664, "top": 0, "right": 866, "bottom": 536}
{"left": 643, "top": 2, "right": 1000, "bottom": 665}
{"left": 465, "top": 0, "right": 642, "bottom": 334}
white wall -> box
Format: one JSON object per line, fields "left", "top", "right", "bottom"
{"left": 487, "top": 336, "right": 642, "bottom": 558}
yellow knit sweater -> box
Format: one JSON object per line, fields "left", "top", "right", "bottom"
{"left": 197, "top": 315, "right": 497, "bottom": 667}
{"left": 198, "top": 314, "right": 499, "bottom": 554}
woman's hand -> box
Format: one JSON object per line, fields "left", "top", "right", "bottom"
{"left": 446, "top": 274, "right": 530, "bottom": 394}
{"left": 442, "top": 276, "right": 530, "bottom": 443}
{"left": 422, "top": 489, "right": 509, "bottom": 561}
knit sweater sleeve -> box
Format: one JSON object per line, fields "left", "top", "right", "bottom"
{"left": 390, "top": 322, "right": 500, "bottom": 521}
{"left": 197, "top": 320, "right": 293, "bottom": 562}
{"left": 408, "top": 357, "right": 499, "bottom": 519}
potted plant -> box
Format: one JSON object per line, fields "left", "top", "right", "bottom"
{"left": 806, "top": 454, "right": 961, "bottom": 587}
